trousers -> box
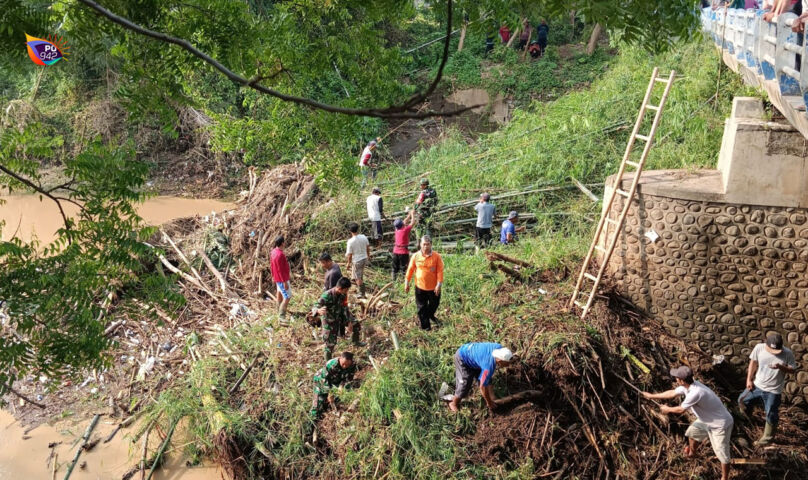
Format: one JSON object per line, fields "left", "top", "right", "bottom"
{"left": 414, "top": 287, "right": 440, "bottom": 330}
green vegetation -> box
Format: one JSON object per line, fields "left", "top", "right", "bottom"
{"left": 138, "top": 36, "right": 759, "bottom": 478}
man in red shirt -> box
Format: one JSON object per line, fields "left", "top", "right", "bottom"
{"left": 270, "top": 235, "right": 292, "bottom": 324}
{"left": 392, "top": 209, "right": 417, "bottom": 282}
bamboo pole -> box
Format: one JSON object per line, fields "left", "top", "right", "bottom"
{"left": 146, "top": 418, "right": 179, "bottom": 480}
{"left": 63, "top": 414, "right": 100, "bottom": 480}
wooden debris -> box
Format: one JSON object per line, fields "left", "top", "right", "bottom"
{"left": 63, "top": 414, "right": 100, "bottom": 480}
{"left": 571, "top": 177, "right": 599, "bottom": 202}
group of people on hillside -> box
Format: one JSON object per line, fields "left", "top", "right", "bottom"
{"left": 274, "top": 138, "right": 801, "bottom": 476}
{"left": 491, "top": 18, "right": 549, "bottom": 59}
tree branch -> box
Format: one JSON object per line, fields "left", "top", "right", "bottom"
{"left": 76, "top": 0, "right": 479, "bottom": 119}
{"left": 0, "top": 163, "right": 74, "bottom": 239}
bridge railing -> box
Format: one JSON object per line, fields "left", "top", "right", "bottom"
{"left": 702, "top": 7, "right": 808, "bottom": 104}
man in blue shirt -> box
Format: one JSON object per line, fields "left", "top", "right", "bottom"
{"left": 448, "top": 342, "right": 514, "bottom": 412}
{"left": 500, "top": 211, "right": 525, "bottom": 245}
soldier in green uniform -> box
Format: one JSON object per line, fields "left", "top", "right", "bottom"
{"left": 311, "top": 277, "right": 363, "bottom": 361}
{"left": 310, "top": 351, "right": 357, "bottom": 420}
{"left": 414, "top": 178, "right": 438, "bottom": 239}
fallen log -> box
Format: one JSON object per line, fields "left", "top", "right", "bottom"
{"left": 493, "top": 389, "right": 544, "bottom": 412}
{"left": 228, "top": 354, "right": 262, "bottom": 394}
{"left": 494, "top": 262, "right": 522, "bottom": 281}
{"left": 485, "top": 251, "right": 533, "bottom": 268}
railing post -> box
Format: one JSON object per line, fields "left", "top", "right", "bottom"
{"left": 776, "top": 12, "right": 801, "bottom": 95}
{"left": 752, "top": 9, "right": 765, "bottom": 74}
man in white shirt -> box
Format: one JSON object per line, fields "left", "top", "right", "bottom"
{"left": 366, "top": 187, "right": 385, "bottom": 247}
{"left": 738, "top": 333, "right": 797, "bottom": 445}
{"left": 643, "top": 366, "right": 733, "bottom": 480}
{"left": 345, "top": 222, "right": 371, "bottom": 298}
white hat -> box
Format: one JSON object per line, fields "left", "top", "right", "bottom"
{"left": 492, "top": 347, "right": 513, "bottom": 361}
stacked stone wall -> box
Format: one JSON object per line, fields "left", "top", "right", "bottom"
{"left": 604, "top": 193, "right": 808, "bottom": 403}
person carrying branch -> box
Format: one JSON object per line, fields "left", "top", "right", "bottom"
{"left": 738, "top": 333, "right": 797, "bottom": 445}
{"left": 312, "top": 277, "right": 364, "bottom": 361}
{"left": 414, "top": 178, "right": 438, "bottom": 239}
{"left": 310, "top": 351, "right": 357, "bottom": 421}
{"left": 447, "top": 342, "right": 514, "bottom": 413}
{"left": 643, "top": 366, "right": 733, "bottom": 480}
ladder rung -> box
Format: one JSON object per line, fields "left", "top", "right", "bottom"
{"left": 574, "top": 300, "right": 586, "bottom": 309}
{"left": 635, "top": 134, "right": 650, "bottom": 142}
{"left": 584, "top": 272, "right": 598, "bottom": 282}
{"left": 605, "top": 217, "right": 619, "bottom": 225}
{"left": 626, "top": 160, "right": 641, "bottom": 168}
{"left": 646, "top": 105, "right": 660, "bottom": 111}
{"left": 654, "top": 77, "right": 670, "bottom": 84}
{"left": 595, "top": 245, "right": 606, "bottom": 253}
{"left": 616, "top": 189, "right": 631, "bottom": 198}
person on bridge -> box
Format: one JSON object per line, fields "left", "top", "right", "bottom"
{"left": 319, "top": 252, "right": 343, "bottom": 291}
{"left": 405, "top": 235, "right": 444, "bottom": 330}
{"left": 414, "top": 178, "right": 438, "bottom": 239}
{"left": 447, "top": 342, "right": 514, "bottom": 413}
{"left": 312, "top": 277, "right": 364, "bottom": 361}
{"left": 310, "top": 351, "right": 357, "bottom": 421}
{"left": 738, "top": 333, "right": 797, "bottom": 445}
{"left": 366, "top": 187, "right": 385, "bottom": 247}
{"left": 270, "top": 235, "right": 292, "bottom": 324}
{"left": 643, "top": 366, "right": 733, "bottom": 480}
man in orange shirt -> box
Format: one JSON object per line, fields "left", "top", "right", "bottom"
{"left": 405, "top": 235, "right": 444, "bottom": 330}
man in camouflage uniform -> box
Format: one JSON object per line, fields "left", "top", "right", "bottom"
{"left": 414, "top": 178, "right": 438, "bottom": 239}
{"left": 310, "top": 351, "right": 357, "bottom": 420}
{"left": 312, "top": 277, "right": 363, "bottom": 361}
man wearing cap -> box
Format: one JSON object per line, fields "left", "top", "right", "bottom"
{"left": 474, "top": 193, "right": 496, "bottom": 247}
{"left": 500, "top": 211, "right": 526, "bottom": 245}
{"left": 405, "top": 235, "right": 444, "bottom": 330}
{"left": 643, "top": 366, "right": 733, "bottom": 480}
{"left": 414, "top": 178, "right": 438, "bottom": 239}
{"left": 738, "top": 333, "right": 797, "bottom": 445}
{"left": 359, "top": 138, "right": 380, "bottom": 188}
{"left": 392, "top": 210, "right": 417, "bottom": 282}
{"left": 366, "top": 187, "right": 385, "bottom": 247}
{"left": 448, "top": 342, "right": 514, "bottom": 413}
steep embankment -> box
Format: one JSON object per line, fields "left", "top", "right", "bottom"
{"left": 131, "top": 37, "right": 807, "bottom": 480}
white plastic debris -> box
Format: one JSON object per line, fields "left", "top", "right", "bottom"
{"left": 644, "top": 230, "right": 660, "bottom": 243}
{"left": 136, "top": 356, "right": 156, "bottom": 381}
{"left": 712, "top": 355, "right": 725, "bottom": 365}
{"left": 538, "top": 288, "right": 548, "bottom": 295}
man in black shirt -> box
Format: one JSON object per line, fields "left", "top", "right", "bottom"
{"left": 319, "top": 252, "right": 343, "bottom": 291}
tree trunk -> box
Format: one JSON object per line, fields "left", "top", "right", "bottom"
{"left": 457, "top": 22, "right": 467, "bottom": 52}
{"left": 506, "top": 28, "right": 519, "bottom": 48}
{"left": 586, "top": 23, "right": 603, "bottom": 55}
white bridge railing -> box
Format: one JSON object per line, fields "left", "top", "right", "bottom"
{"left": 702, "top": 7, "right": 808, "bottom": 102}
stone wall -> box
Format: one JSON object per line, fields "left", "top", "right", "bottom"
{"left": 602, "top": 191, "right": 808, "bottom": 403}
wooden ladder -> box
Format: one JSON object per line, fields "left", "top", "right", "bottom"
{"left": 569, "top": 67, "right": 676, "bottom": 319}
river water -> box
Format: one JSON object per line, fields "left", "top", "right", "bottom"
{"left": 0, "top": 194, "right": 235, "bottom": 244}
{"left": 0, "top": 410, "right": 219, "bottom": 479}
{"left": 0, "top": 194, "right": 232, "bottom": 478}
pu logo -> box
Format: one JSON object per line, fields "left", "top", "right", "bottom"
{"left": 25, "top": 34, "right": 69, "bottom": 66}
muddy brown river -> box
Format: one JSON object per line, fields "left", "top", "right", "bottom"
{"left": 0, "top": 410, "right": 219, "bottom": 479}
{"left": 0, "top": 194, "right": 233, "bottom": 478}
{"left": 0, "top": 194, "right": 234, "bottom": 244}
